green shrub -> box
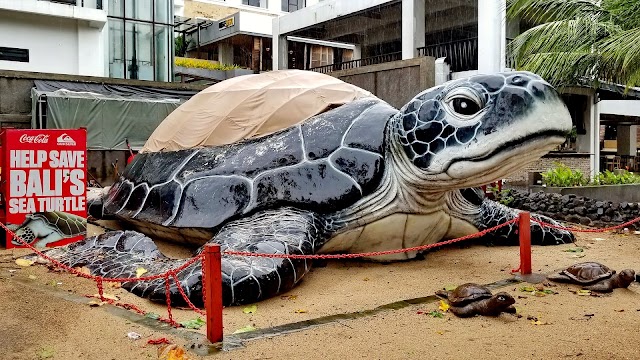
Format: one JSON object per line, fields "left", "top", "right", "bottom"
{"left": 591, "top": 170, "right": 640, "bottom": 185}
{"left": 541, "top": 163, "right": 640, "bottom": 187}
{"left": 541, "top": 162, "right": 588, "bottom": 187}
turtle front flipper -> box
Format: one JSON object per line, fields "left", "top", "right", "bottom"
{"left": 209, "top": 208, "right": 328, "bottom": 306}
{"left": 32, "top": 208, "right": 328, "bottom": 306}
{"left": 473, "top": 190, "right": 575, "bottom": 246}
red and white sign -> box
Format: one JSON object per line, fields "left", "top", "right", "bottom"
{"left": 1, "top": 129, "right": 87, "bottom": 249}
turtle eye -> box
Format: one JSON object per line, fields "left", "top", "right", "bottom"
{"left": 444, "top": 88, "right": 484, "bottom": 118}
{"left": 497, "top": 295, "right": 506, "bottom": 301}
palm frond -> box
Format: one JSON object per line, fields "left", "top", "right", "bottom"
{"left": 507, "top": 0, "right": 613, "bottom": 24}
{"left": 508, "top": 17, "right": 621, "bottom": 65}
{"left": 598, "top": 27, "right": 640, "bottom": 87}
{"left": 602, "top": 0, "right": 640, "bottom": 30}
{"left": 514, "top": 51, "right": 601, "bottom": 87}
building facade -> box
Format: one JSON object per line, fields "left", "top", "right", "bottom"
{"left": 177, "top": 0, "right": 319, "bottom": 73}
{"left": 0, "top": 0, "right": 175, "bottom": 82}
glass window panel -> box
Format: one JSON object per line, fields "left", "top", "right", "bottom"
{"left": 108, "top": 0, "right": 123, "bottom": 16}
{"left": 125, "top": 0, "right": 153, "bottom": 21}
{"left": 243, "top": 0, "right": 266, "bottom": 8}
{"left": 108, "top": 19, "right": 125, "bottom": 78}
{"left": 154, "top": 25, "right": 171, "bottom": 81}
{"left": 125, "top": 21, "right": 153, "bottom": 80}
{"left": 154, "top": 0, "right": 170, "bottom": 24}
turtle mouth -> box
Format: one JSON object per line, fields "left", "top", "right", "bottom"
{"left": 461, "top": 129, "right": 568, "bottom": 165}
{"left": 444, "top": 129, "right": 567, "bottom": 181}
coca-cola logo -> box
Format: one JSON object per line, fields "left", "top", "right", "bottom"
{"left": 19, "top": 134, "right": 50, "bottom": 144}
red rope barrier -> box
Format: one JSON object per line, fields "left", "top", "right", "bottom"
{"left": 224, "top": 218, "right": 519, "bottom": 259}
{"left": 532, "top": 216, "right": 640, "bottom": 233}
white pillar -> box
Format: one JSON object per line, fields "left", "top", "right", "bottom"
{"left": 272, "top": 18, "right": 288, "bottom": 70}
{"left": 592, "top": 98, "right": 601, "bottom": 177}
{"left": 401, "top": 0, "right": 425, "bottom": 60}
{"left": 478, "top": 0, "right": 506, "bottom": 73}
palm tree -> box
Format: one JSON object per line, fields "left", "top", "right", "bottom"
{"left": 507, "top": 0, "right": 640, "bottom": 89}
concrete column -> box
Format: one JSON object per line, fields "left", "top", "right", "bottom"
{"left": 593, "top": 99, "right": 601, "bottom": 176}
{"left": 272, "top": 18, "right": 288, "bottom": 70}
{"left": 218, "top": 42, "right": 234, "bottom": 65}
{"left": 354, "top": 44, "right": 362, "bottom": 60}
{"left": 617, "top": 125, "right": 638, "bottom": 156}
{"left": 401, "top": 0, "right": 425, "bottom": 60}
{"left": 478, "top": 0, "right": 506, "bottom": 73}
{"left": 434, "top": 58, "right": 451, "bottom": 85}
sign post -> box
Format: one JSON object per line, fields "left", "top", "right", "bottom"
{"left": 1, "top": 129, "right": 87, "bottom": 249}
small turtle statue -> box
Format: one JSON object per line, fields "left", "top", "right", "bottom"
{"left": 547, "top": 262, "right": 635, "bottom": 292}
{"left": 436, "top": 283, "right": 516, "bottom": 318}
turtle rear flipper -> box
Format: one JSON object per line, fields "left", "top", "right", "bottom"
{"left": 546, "top": 272, "right": 573, "bottom": 283}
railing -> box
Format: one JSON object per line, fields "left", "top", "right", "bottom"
{"left": 417, "top": 37, "right": 478, "bottom": 72}
{"left": 309, "top": 52, "right": 402, "bottom": 74}
{"left": 41, "top": 0, "right": 103, "bottom": 10}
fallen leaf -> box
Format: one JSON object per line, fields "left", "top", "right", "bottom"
{"left": 531, "top": 320, "right": 551, "bottom": 325}
{"left": 243, "top": 304, "right": 257, "bottom": 314}
{"left": 15, "top": 259, "right": 34, "bottom": 267}
{"left": 428, "top": 310, "right": 445, "bottom": 318}
{"left": 438, "top": 300, "right": 450, "bottom": 312}
{"left": 127, "top": 332, "right": 141, "bottom": 340}
{"left": 74, "top": 266, "right": 91, "bottom": 275}
{"left": 158, "top": 344, "right": 194, "bottom": 360}
{"left": 294, "top": 309, "right": 307, "bottom": 313}
{"left": 444, "top": 285, "right": 457, "bottom": 291}
{"left": 180, "top": 317, "right": 205, "bottom": 329}
{"left": 363, "top": 277, "right": 369, "bottom": 281}
{"left": 563, "top": 247, "right": 584, "bottom": 253}
{"left": 145, "top": 313, "right": 161, "bottom": 320}
{"left": 577, "top": 290, "right": 591, "bottom": 296}
{"left": 36, "top": 346, "right": 55, "bottom": 359}
{"left": 106, "top": 281, "right": 122, "bottom": 289}
{"left": 87, "top": 300, "right": 105, "bottom": 307}
{"left": 92, "top": 293, "right": 119, "bottom": 301}
{"left": 520, "top": 286, "right": 536, "bottom": 292}
{"left": 232, "top": 325, "right": 257, "bottom": 334}
{"left": 28, "top": 275, "right": 37, "bottom": 280}
{"left": 136, "top": 267, "right": 148, "bottom": 278}
{"left": 47, "top": 281, "right": 58, "bottom": 287}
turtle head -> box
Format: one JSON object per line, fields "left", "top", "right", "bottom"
{"left": 489, "top": 291, "right": 516, "bottom": 310}
{"left": 392, "top": 71, "right": 571, "bottom": 189}
{"left": 617, "top": 269, "right": 636, "bottom": 287}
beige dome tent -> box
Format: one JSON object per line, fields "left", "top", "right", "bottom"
{"left": 141, "top": 70, "right": 375, "bottom": 153}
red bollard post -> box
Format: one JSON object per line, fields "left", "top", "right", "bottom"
{"left": 204, "top": 244, "right": 223, "bottom": 343}
{"left": 519, "top": 212, "right": 532, "bottom": 275}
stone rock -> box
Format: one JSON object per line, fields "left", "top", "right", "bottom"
{"left": 579, "top": 216, "right": 592, "bottom": 226}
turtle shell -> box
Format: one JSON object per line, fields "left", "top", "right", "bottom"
{"left": 104, "top": 98, "right": 398, "bottom": 238}
{"left": 447, "top": 283, "right": 493, "bottom": 306}
{"left": 27, "top": 211, "right": 87, "bottom": 237}
{"left": 561, "top": 262, "right": 614, "bottom": 284}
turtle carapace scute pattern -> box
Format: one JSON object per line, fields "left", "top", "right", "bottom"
{"left": 547, "top": 262, "right": 636, "bottom": 292}
{"left": 35, "top": 71, "right": 576, "bottom": 306}
{"left": 436, "top": 283, "right": 517, "bottom": 317}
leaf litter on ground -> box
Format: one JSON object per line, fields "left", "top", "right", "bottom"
{"left": 179, "top": 317, "right": 205, "bottom": 329}
{"left": 243, "top": 304, "right": 257, "bottom": 314}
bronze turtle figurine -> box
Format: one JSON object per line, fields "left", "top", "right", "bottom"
{"left": 436, "top": 283, "right": 516, "bottom": 318}
{"left": 547, "top": 262, "right": 635, "bottom": 292}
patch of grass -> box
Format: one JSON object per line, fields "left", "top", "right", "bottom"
{"left": 174, "top": 57, "right": 239, "bottom": 71}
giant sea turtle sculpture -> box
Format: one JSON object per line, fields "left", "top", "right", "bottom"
{"left": 37, "top": 71, "right": 575, "bottom": 306}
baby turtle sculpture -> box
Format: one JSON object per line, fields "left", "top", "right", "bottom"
{"left": 9, "top": 212, "right": 86, "bottom": 248}
{"left": 436, "top": 283, "right": 516, "bottom": 317}
{"left": 36, "top": 71, "right": 575, "bottom": 306}
{"left": 547, "top": 262, "right": 635, "bottom": 292}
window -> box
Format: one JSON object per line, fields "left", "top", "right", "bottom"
{"left": 0, "top": 47, "right": 29, "bottom": 62}
{"left": 107, "top": 0, "right": 173, "bottom": 81}
{"left": 243, "top": 0, "right": 267, "bottom": 8}
{"left": 282, "top": 0, "right": 305, "bottom": 12}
